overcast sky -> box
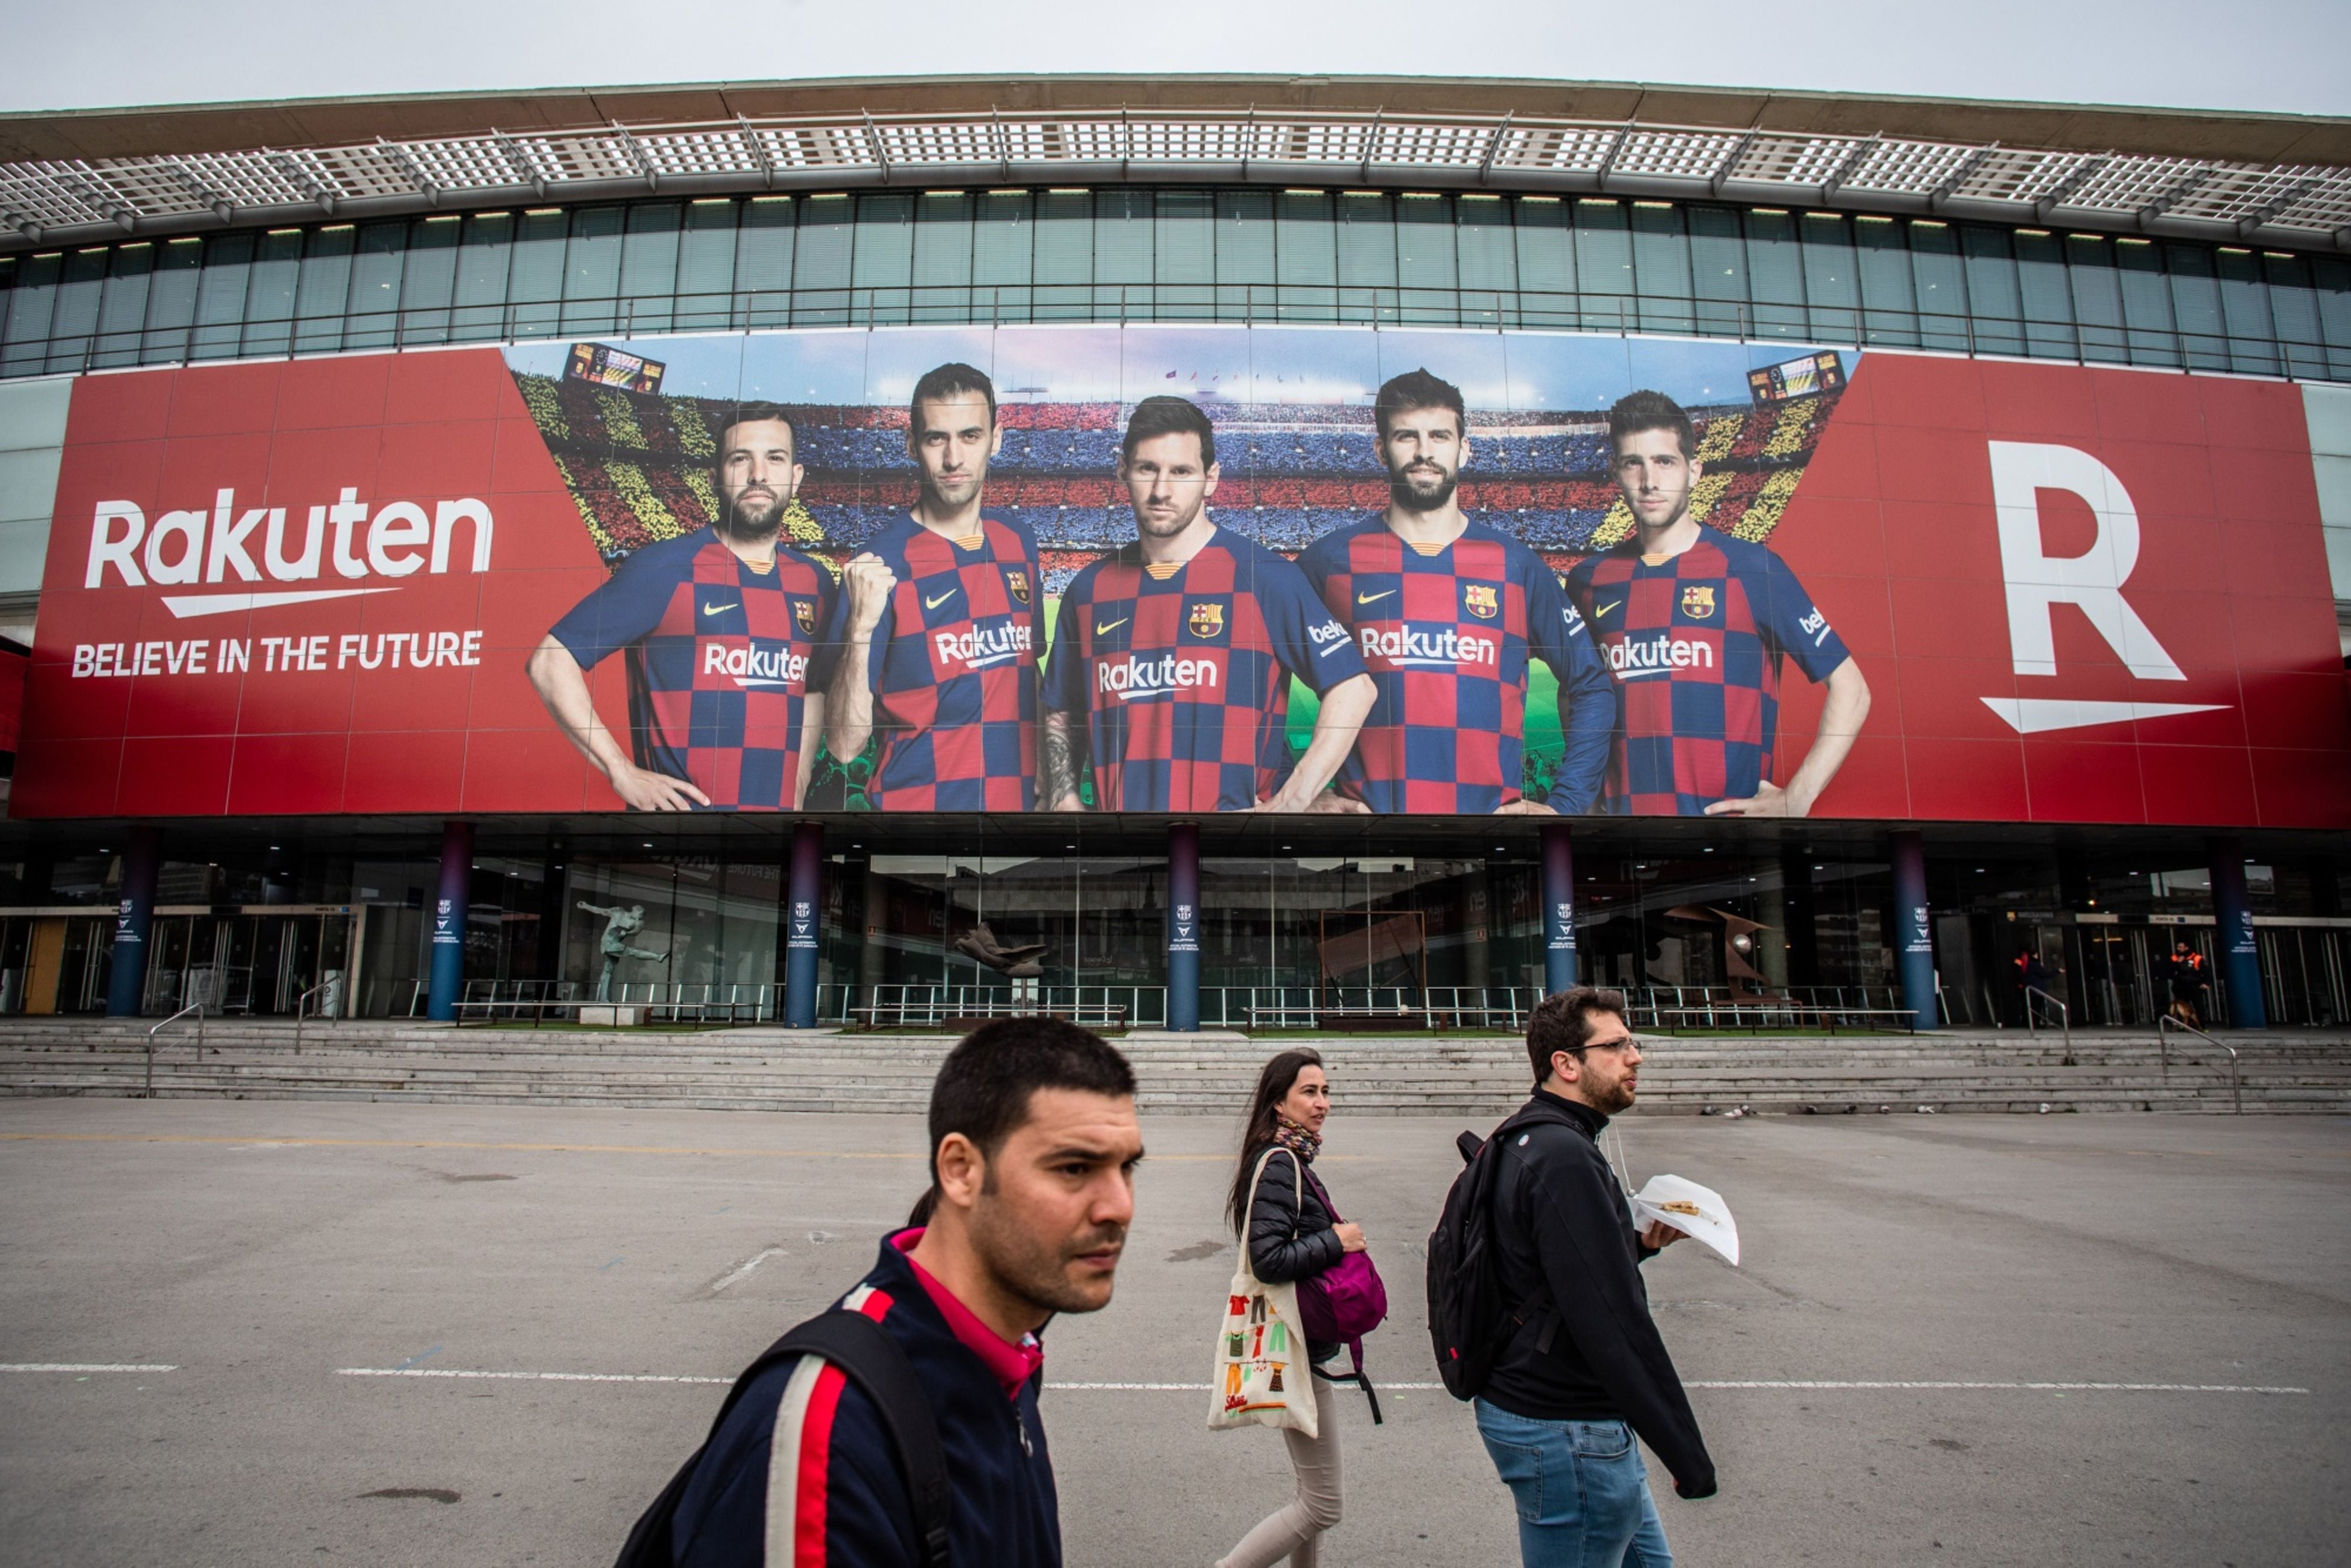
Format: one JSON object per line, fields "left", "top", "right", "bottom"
{"left": 9, "top": 0, "right": 2346, "bottom": 119}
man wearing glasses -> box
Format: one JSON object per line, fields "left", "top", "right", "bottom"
{"left": 1472, "top": 987, "right": 1716, "bottom": 1566}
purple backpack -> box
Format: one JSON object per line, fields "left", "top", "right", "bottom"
{"left": 1290, "top": 1159, "right": 1390, "bottom": 1420}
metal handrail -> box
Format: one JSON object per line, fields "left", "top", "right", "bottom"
{"left": 2023, "top": 985, "right": 2074, "bottom": 1065}
{"left": 146, "top": 1002, "right": 205, "bottom": 1099}
{"left": 290, "top": 979, "right": 340, "bottom": 1055}
{"left": 2158, "top": 1015, "right": 2242, "bottom": 1114}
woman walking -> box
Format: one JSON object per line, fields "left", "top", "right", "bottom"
{"left": 1218, "top": 1049, "right": 1367, "bottom": 1568}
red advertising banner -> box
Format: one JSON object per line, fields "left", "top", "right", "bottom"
{"left": 11, "top": 333, "right": 2347, "bottom": 827}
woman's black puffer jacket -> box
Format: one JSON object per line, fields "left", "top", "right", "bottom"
{"left": 1243, "top": 1142, "right": 1344, "bottom": 1363}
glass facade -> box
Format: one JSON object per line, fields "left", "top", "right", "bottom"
{"left": 5, "top": 189, "right": 2349, "bottom": 383}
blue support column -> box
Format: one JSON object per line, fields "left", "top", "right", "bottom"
{"left": 426, "top": 821, "right": 473, "bottom": 1022}
{"left": 1541, "top": 822, "right": 1578, "bottom": 995}
{"left": 785, "top": 821, "right": 823, "bottom": 1028}
{"left": 1889, "top": 828, "right": 1939, "bottom": 1030}
{"left": 1168, "top": 823, "right": 1200, "bottom": 1032}
{"left": 2208, "top": 835, "right": 2266, "bottom": 1029}
{"left": 104, "top": 827, "right": 162, "bottom": 1018}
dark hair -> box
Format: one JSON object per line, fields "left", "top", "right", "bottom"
{"left": 714, "top": 400, "right": 798, "bottom": 465}
{"left": 907, "top": 1017, "right": 1136, "bottom": 1226}
{"left": 909, "top": 362, "right": 997, "bottom": 434}
{"left": 1224, "top": 1048, "right": 1324, "bottom": 1238}
{"left": 1374, "top": 368, "right": 1466, "bottom": 439}
{"left": 1525, "top": 987, "right": 1629, "bottom": 1088}
{"left": 1121, "top": 394, "right": 1217, "bottom": 468}
{"left": 1608, "top": 389, "right": 1696, "bottom": 460}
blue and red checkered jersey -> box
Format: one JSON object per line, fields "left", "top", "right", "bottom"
{"left": 1295, "top": 517, "right": 1617, "bottom": 814}
{"left": 1565, "top": 529, "right": 1850, "bottom": 815}
{"left": 547, "top": 528, "right": 834, "bottom": 811}
{"left": 812, "top": 512, "right": 1045, "bottom": 811}
{"left": 1043, "top": 526, "right": 1365, "bottom": 813}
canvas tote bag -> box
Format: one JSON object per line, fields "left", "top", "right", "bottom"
{"left": 1206, "top": 1148, "right": 1319, "bottom": 1437}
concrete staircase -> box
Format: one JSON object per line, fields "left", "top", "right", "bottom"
{"left": 1, "top": 1017, "right": 2346, "bottom": 1116}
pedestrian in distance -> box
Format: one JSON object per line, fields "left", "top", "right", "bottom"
{"left": 620, "top": 1018, "right": 1144, "bottom": 1567}
{"left": 1217, "top": 1049, "right": 1372, "bottom": 1568}
{"left": 1467, "top": 987, "right": 1715, "bottom": 1567}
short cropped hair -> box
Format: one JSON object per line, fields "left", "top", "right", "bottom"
{"left": 1525, "top": 986, "right": 1630, "bottom": 1087}
{"left": 1374, "top": 367, "right": 1467, "bottom": 439}
{"left": 911, "top": 1018, "right": 1137, "bottom": 1222}
{"left": 1121, "top": 394, "right": 1217, "bottom": 468}
{"left": 910, "top": 362, "right": 998, "bottom": 434}
{"left": 714, "top": 400, "right": 797, "bottom": 463}
{"left": 1608, "top": 389, "right": 1696, "bottom": 460}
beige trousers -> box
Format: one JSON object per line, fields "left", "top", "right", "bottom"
{"left": 1218, "top": 1372, "right": 1343, "bottom": 1568}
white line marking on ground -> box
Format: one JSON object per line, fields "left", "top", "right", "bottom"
{"left": 0, "top": 1363, "right": 179, "bottom": 1373}
{"left": 339, "top": 1368, "right": 730, "bottom": 1385}
{"left": 709, "top": 1247, "right": 790, "bottom": 1294}
{"left": 333, "top": 1371, "right": 2313, "bottom": 1396}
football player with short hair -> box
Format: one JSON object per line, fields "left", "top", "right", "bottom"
{"left": 1040, "top": 396, "right": 1374, "bottom": 813}
{"left": 1566, "top": 389, "right": 1869, "bottom": 817}
{"left": 1296, "top": 368, "right": 1617, "bottom": 815}
{"left": 529, "top": 402, "right": 833, "bottom": 811}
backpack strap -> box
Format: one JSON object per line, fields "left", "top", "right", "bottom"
{"left": 612, "top": 1310, "right": 953, "bottom": 1568}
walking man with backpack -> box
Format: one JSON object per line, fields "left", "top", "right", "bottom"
{"left": 622, "top": 1019, "right": 1144, "bottom": 1566}
{"left": 1426, "top": 987, "right": 1715, "bottom": 1566}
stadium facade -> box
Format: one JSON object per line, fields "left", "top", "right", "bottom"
{"left": 0, "top": 75, "right": 2345, "bottom": 1034}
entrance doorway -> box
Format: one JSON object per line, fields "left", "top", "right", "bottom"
{"left": 143, "top": 908, "right": 358, "bottom": 1017}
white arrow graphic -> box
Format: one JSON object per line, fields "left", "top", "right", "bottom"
{"left": 1980, "top": 698, "right": 2229, "bottom": 735}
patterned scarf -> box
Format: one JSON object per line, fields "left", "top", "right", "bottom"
{"left": 1271, "top": 1112, "right": 1322, "bottom": 1163}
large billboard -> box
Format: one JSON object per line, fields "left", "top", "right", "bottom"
{"left": 14, "top": 326, "right": 2347, "bottom": 826}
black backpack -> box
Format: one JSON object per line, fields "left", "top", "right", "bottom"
{"left": 615, "top": 1309, "right": 953, "bottom": 1568}
{"left": 1425, "top": 1102, "right": 1570, "bottom": 1401}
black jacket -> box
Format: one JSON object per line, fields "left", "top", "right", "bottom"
{"left": 1481, "top": 1090, "right": 1717, "bottom": 1499}
{"left": 1241, "top": 1142, "right": 1344, "bottom": 1363}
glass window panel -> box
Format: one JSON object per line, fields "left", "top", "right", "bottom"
{"left": 1798, "top": 212, "right": 1858, "bottom": 343}
{"left": 851, "top": 192, "right": 914, "bottom": 326}
{"left": 1395, "top": 193, "right": 1457, "bottom": 326}
{"left": 2263, "top": 252, "right": 2325, "bottom": 380}
{"left": 1743, "top": 208, "right": 1806, "bottom": 340}
{"left": 2065, "top": 234, "right": 2127, "bottom": 363}
{"left": 910, "top": 192, "right": 972, "bottom": 325}
{"left": 2215, "top": 247, "right": 2278, "bottom": 376}
{"left": 398, "top": 216, "right": 460, "bottom": 346}
{"left": 616, "top": 200, "right": 682, "bottom": 335}
{"left": 1215, "top": 189, "right": 1274, "bottom": 321}
{"left": 1093, "top": 188, "right": 1153, "bottom": 317}
{"left": 971, "top": 190, "right": 1032, "bottom": 323}
{"left": 142, "top": 238, "right": 202, "bottom": 363}
{"left": 343, "top": 222, "right": 405, "bottom": 350}
{"left": 191, "top": 232, "right": 257, "bottom": 361}
{"left": 507, "top": 208, "right": 569, "bottom": 339}
{"left": 1275, "top": 189, "right": 1336, "bottom": 323}
{"left": 293, "top": 225, "right": 356, "bottom": 355}
{"left": 2310, "top": 256, "right": 2351, "bottom": 380}
{"left": 1631, "top": 202, "right": 1693, "bottom": 335}
{"left": 1907, "top": 221, "right": 1969, "bottom": 352}
{"left": 561, "top": 206, "right": 625, "bottom": 335}
{"left": 1574, "top": 199, "right": 1637, "bottom": 332}
{"left": 2165, "top": 244, "right": 2228, "bottom": 370}
{"left": 452, "top": 212, "right": 516, "bottom": 342}
{"left": 236, "top": 228, "right": 304, "bottom": 357}
{"left": 1852, "top": 215, "right": 1918, "bottom": 348}
{"left": 92, "top": 243, "right": 154, "bottom": 369}
{"left": 735, "top": 196, "right": 796, "bottom": 329}
{"left": 1153, "top": 189, "right": 1214, "bottom": 322}
{"left": 1454, "top": 193, "right": 1515, "bottom": 328}
{"left": 44, "top": 247, "right": 108, "bottom": 374}
{"left": 1959, "top": 226, "right": 2023, "bottom": 356}
{"left": 1032, "top": 189, "right": 1091, "bottom": 321}
{"left": 1513, "top": 196, "right": 1573, "bottom": 329}
{"left": 2013, "top": 230, "right": 2075, "bottom": 359}
{"left": 1335, "top": 191, "right": 1395, "bottom": 325}
{"left": 1, "top": 252, "right": 59, "bottom": 377}
{"left": 2113, "top": 238, "right": 2178, "bottom": 367}
{"left": 1688, "top": 205, "right": 1746, "bottom": 337}
{"left": 792, "top": 194, "right": 854, "bottom": 326}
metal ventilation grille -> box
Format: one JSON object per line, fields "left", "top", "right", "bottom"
{"left": 4, "top": 108, "right": 2345, "bottom": 248}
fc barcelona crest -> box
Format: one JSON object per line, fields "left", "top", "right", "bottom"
{"left": 1464, "top": 584, "right": 1500, "bottom": 620}
{"left": 1680, "top": 584, "right": 1717, "bottom": 620}
{"left": 793, "top": 599, "right": 817, "bottom": 636}
{"left": 1005, "top": 567, "right": 1031, "bottom": 605}
{"left": 1188, "top": 602, "right": 1225, "bottom": 638}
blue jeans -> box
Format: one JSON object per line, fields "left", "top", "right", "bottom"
{"left": 1474, "top": 1401, "right": 1672, "bottom": 1568}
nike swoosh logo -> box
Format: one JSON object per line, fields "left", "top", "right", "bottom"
{"left": 701, "top": 601, "right": 737, "bottom": 617}
{"left": 1355, "top": 590, "right": 1395, "bottom": 606}
{"left": 1592, "top": 601, "right": 1619, "bottom": 618}
{"left": 1094, "top": 618, "right": 1129, "bottom": 636}
{"left": 924, "top": 589, "right": 958, "bottom": 609}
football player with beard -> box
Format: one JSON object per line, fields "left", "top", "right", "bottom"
{"left": 530, "top": 402, "right": 834, "bottom": 811}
